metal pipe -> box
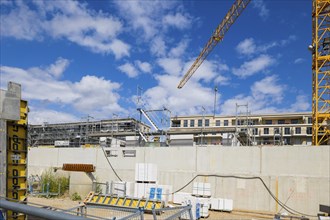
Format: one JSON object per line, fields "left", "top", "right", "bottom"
{"left": 0, "top": 199, "right": 90, "bottom": 220}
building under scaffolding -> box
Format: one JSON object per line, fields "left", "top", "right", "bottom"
{"left": 28, "top": 118, "right": 151, "bottom": 147}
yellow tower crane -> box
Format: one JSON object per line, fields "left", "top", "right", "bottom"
{"left": 312, "top": 0, "right": 330, "bottom": 145}
{"left": 177, "top": 0, "right": 251, "bottom": 89}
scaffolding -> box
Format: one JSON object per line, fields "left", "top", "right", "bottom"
{"left": 28, "top": 118, "right": 149, "bottom": 147}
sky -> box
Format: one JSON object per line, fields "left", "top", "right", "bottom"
{"left": 0, "top": 0, "right": 312, "bottom": 125}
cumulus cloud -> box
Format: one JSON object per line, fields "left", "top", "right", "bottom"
{"left": 0, "top": 0, "right": 130, "bottom": 58}
{"left": 251, "top": 75, "right": 285, "bottom": 103}
{"left": 252, "top": 0, "right": 269, "bottom": 19}
{"left": 118, "top": 63, "right": 139, "bottom": 78}
{"left": 29, "top": 108, "right": 79, "bottom": 124}
{"left": 236, "top": 36, "right": 296, "bottom": 56}
{"left": 289, "top": 95, "right": 310, "bottom": 112}
{"left": 142, "top": 74, "right": 217, "bottom": 116}
{"left": 0, "top": 59, "right": 126, "bottom": 123}
{"left": 220, "top": 75, "right": 286, "bottom": 115}
{"left": 114, "top": 1, "right": 191, "bottom": 40}
{"left": 150, "top": 36, "right": 167, "bottom": 57}
{"left": 135, "top": 60, "right": 152, "bottom": 73}
{"left": 236, "top": 38, "right": 257, "bottom": 55}
{"left": 163, "top": 12, "right": 192, "bottom": 30}
{"left": 232, "top": 54, "right": 275, "bottom": 78}
{"left": 47, "top": 57, "right": 70, "bottom": 78}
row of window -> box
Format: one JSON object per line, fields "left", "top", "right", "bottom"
{"left": 177, "top": 117, "right": 312, "bottom": 128}
{"left": 264, "top": 118, "right": 312, "bottom": 125}
{"left": 263, "top": 127, "right": 312, "bottom": 135}
{"left": 182, "top": 119, "right": 229, "bottom": 127}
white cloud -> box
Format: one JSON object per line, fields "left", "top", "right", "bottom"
{"left": 29, "top": 109, "right": 79, "bottom": 125}
{"left": 0, "top": 59, "right": 126, "bottom": 122}
{"left": 157, "top": 58, "right": 183, "bottom": 76}
{"left": 0, "top": 0, "right": 130, "bottom": 58}
{"left": 115, "top": 1, "right": 191, "bottom": 40}
{"left": 142, "top": 74, "right": 217, "bottom": 116}
{"left": 289, "top": 95, "right": 310, "bottom": 112}
{"left": 219, "top": 75, "right": 308, "bottom": 116}
{"left": 251, "top": 75, "right": 285, "bottom": 103}
{"left": 236, "top": 38, "right": 257, "bottom": 55}
{"left": 232, "top": 54, "right": 275, "bottom": 78}
{"left": 118, "top": 63, "right": 139, "bottom": 78}
{"left": 163, "top": 12, "right": 191, "bottom": 30}
{"left": 236, "top": 36, "right": 296, "bottom": 56}
{"left": 294, "top": 58, "right": 305, "bottom": 64}
{"left": 169, "top": 40, "right": 189, "bottom": 58}
{"left": 47, "top": 57, "right": 70, "bottom": 78}
{"left": 135, "top": 61, "right": 152, "bottom": 73}
{"left": 252, "top": 0, "right": 269, "bottom": 19}
{"left": 151, "top": 36, "right": 167, "bottom": 57}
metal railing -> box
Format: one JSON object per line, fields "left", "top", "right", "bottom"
{"left": 152, "top": 205, "right": 193, "bottom": 220}
{"left": 1, "top": 197, "right": 192, "bottom": 220}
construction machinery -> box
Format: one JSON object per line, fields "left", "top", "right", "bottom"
{"left": 177, "top": 0, "right": 251, "bottom": 89}
{"left": 312, "top": 0, "right": 330, "bottom": 145}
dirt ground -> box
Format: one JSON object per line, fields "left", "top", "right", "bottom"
{"left": 27, "top": 196, "right": 275, "bottom": 219}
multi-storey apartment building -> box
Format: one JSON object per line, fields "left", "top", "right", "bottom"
{"left": 29, "top": 112, "right": 313, "bottom": 147}
{"left": 170, "top": 112, "right": 312, "bottom": 146}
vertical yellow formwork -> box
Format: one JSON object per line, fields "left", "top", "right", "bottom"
{"left": 312, "top": 0, "right": 330, "bottom": 145}
{"left": 6, "top": 100, "right": 28, "bottom": 220}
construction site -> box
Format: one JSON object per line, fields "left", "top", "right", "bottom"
{"left": 1, "top": 0, "right": 330, "bottom": 220}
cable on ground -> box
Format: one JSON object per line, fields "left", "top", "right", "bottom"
{"left": 169, "top": 174, "right": 317, "bottom": 218}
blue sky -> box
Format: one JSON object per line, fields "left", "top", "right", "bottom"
{"left": 0, "top": 0, "right": 312, "bottom": 125}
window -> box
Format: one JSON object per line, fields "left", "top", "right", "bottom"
{"left": 205, "top": 119, "right": 210, "bottom": 127}
{"left": 307, "top": 127, "right": 312, "bottom": 134}
{"left": 295, "top": 127, "right": 301, "bottom": 134}
{"left": 253, "top": 128, "right": 258, "bottom": 135}
{"left": 284, "top": 127, "right": 290, "bottom": 134}
{"left": 171, "top": 120, "right": 181, "bottom": 127}
{"left": 278, "top": 120, "right": 285, "bottom": 124}
{"left": 190, "top": 120, "right": 195, "bottom": 127}
{"left": 106, "top": 150, "right": 118, "bottom": 157}
{"left": 224, "top": 120, "right": 228, "bottom": 126}
{"left": 274, "top": 128, "right": 280, "bottom": 134}
{"left": 183, "top": 120, "right": 188, "bottom": 127}
{"left": 308, "top": 117, "right": 312, "bottom": 124}
{"left": 264, "top": 128, "right": 269, "bottom": 134}
{"left": 291, "top": 119, "right": 299, "bottom": 124}
{"left": 265, "top": 120, "right": 272, "bottom": 125}
{"left": 122, "top": 150, "right": 136, "bottom": 157}
{"left": 216, "top": 120, "right": 220, "bottom": 126}
{"left": 198, "top": 119, "right": 203, "bottom": 127}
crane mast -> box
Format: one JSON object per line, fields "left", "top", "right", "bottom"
{"left": 312, "top": 0, "right": 330, "bottom": 145}
{"left": 177, "top": 0, "right": 251, "bottom": 89}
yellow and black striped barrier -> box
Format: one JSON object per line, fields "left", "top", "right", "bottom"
{"left": 84, "top": 192, "right": 164, "bottom": 211}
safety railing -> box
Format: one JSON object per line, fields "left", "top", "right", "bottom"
{"left": 152, "top": 205, "right": 193, "bottom": 220}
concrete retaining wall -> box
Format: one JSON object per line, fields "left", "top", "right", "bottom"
{"left": 28, "top": 146, "right": 330, "bottom": 215}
